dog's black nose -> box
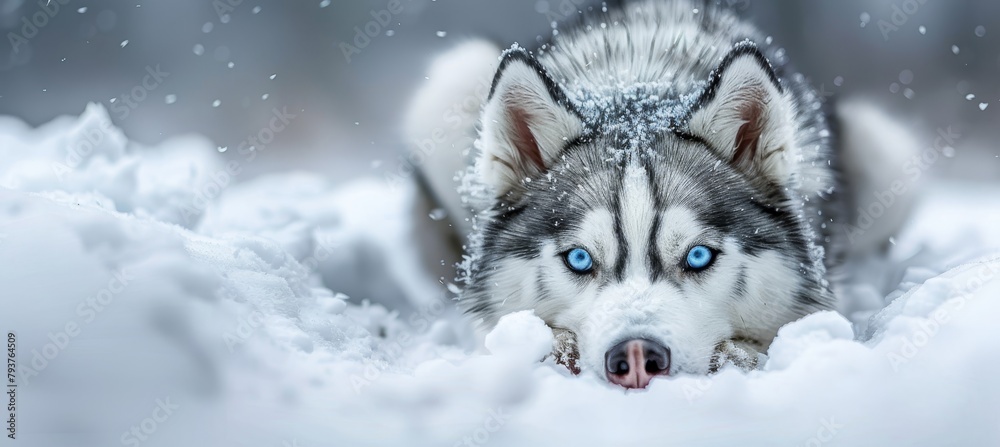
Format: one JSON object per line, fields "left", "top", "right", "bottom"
{"left": 604, "top": 339, "right": 670, "bottom": 389}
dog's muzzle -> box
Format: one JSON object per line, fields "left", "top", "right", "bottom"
{"left": 604, "top": 339, "right": 670, "bottom": 389}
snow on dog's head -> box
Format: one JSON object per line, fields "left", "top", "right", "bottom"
{"left": 459, "top": 44, "right": 835, "bottom": 388}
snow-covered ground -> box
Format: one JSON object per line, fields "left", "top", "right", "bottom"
{"left": 2, "top": 106, "right": 999, "bottom": 446}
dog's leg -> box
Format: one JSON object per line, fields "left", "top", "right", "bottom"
{"left": 550, "top": 328, "right": 582, "bottom": 375}
{"left": 710, "top": 339, "right": 767, "bottom": 373}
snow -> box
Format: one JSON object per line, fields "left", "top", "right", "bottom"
{"left": 2, "top": 105, "right": 1000, "bottom": 446}
{"left": 483, "top": 311, "right": 554, "bottom": 361}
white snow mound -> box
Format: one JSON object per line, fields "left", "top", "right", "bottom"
{"left": 2, "top": 105, "right": 1000, "bottom": 446}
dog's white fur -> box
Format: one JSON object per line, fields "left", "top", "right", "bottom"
{"left": 404, "top": 40, "right": 498, "bottom": 238}
{"left": 687, "top": 53, "right": 797, "bottom": 184}
{"left": 404, "top": 5, "right": 917, "bottom": 379}
{"left": 479, "top": 50, "right": 586, "bottom": 199}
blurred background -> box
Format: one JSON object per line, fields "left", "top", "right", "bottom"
{"left": 1, "top": 0, "right": 997, "bottom": 182}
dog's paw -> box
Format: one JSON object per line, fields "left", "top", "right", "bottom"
{"left": 550, "top": 328, "right": 581, "bottom": 375}
{"left": 710, "top": 339, "right": 767, "bottom": 373}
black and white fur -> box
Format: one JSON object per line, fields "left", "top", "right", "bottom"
{"left": 405, "top": 0, "right": 916, "bottom": 381}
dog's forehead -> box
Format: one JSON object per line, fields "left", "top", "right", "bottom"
{"left": 525, "top": 138, "right": 795, "bottom": 257}
{"left": 539, "top": 151, "right": 727, "bottom": 258}
{"left": 543, "top": 139, "right": 723, "bottom": 215}
{"left": 572, "top": 204, "right": 706, "bottom": 245}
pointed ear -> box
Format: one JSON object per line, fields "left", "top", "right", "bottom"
{"left": 687, "top": 42, "right": 796, "bottom": 183}
{"left": 478, "top": 48, "right": 585, "bottom": 198}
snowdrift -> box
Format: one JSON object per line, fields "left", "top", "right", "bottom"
{"left": 2, "top": 105, "right": 999, "bottom": 446}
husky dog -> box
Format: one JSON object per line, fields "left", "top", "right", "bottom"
{"left": 405, "top": 0, "right": 916, "bottom": 389}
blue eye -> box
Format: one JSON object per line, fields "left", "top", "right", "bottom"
{"left": 685, "top": 245, "right": 714, "bottom": 271}
{"left": 565, "top": 248, "right": 593, "bottom": 273}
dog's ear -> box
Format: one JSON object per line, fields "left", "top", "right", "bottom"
{"left": 687, "top": 42, "right": 795, "bottom": 183}
{"left": 478, "top": 47, "right": 585, "bottom": 199}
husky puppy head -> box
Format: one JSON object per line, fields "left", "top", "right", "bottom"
{"left": 460, "top": 43, "right": 833, "bottom": 388}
